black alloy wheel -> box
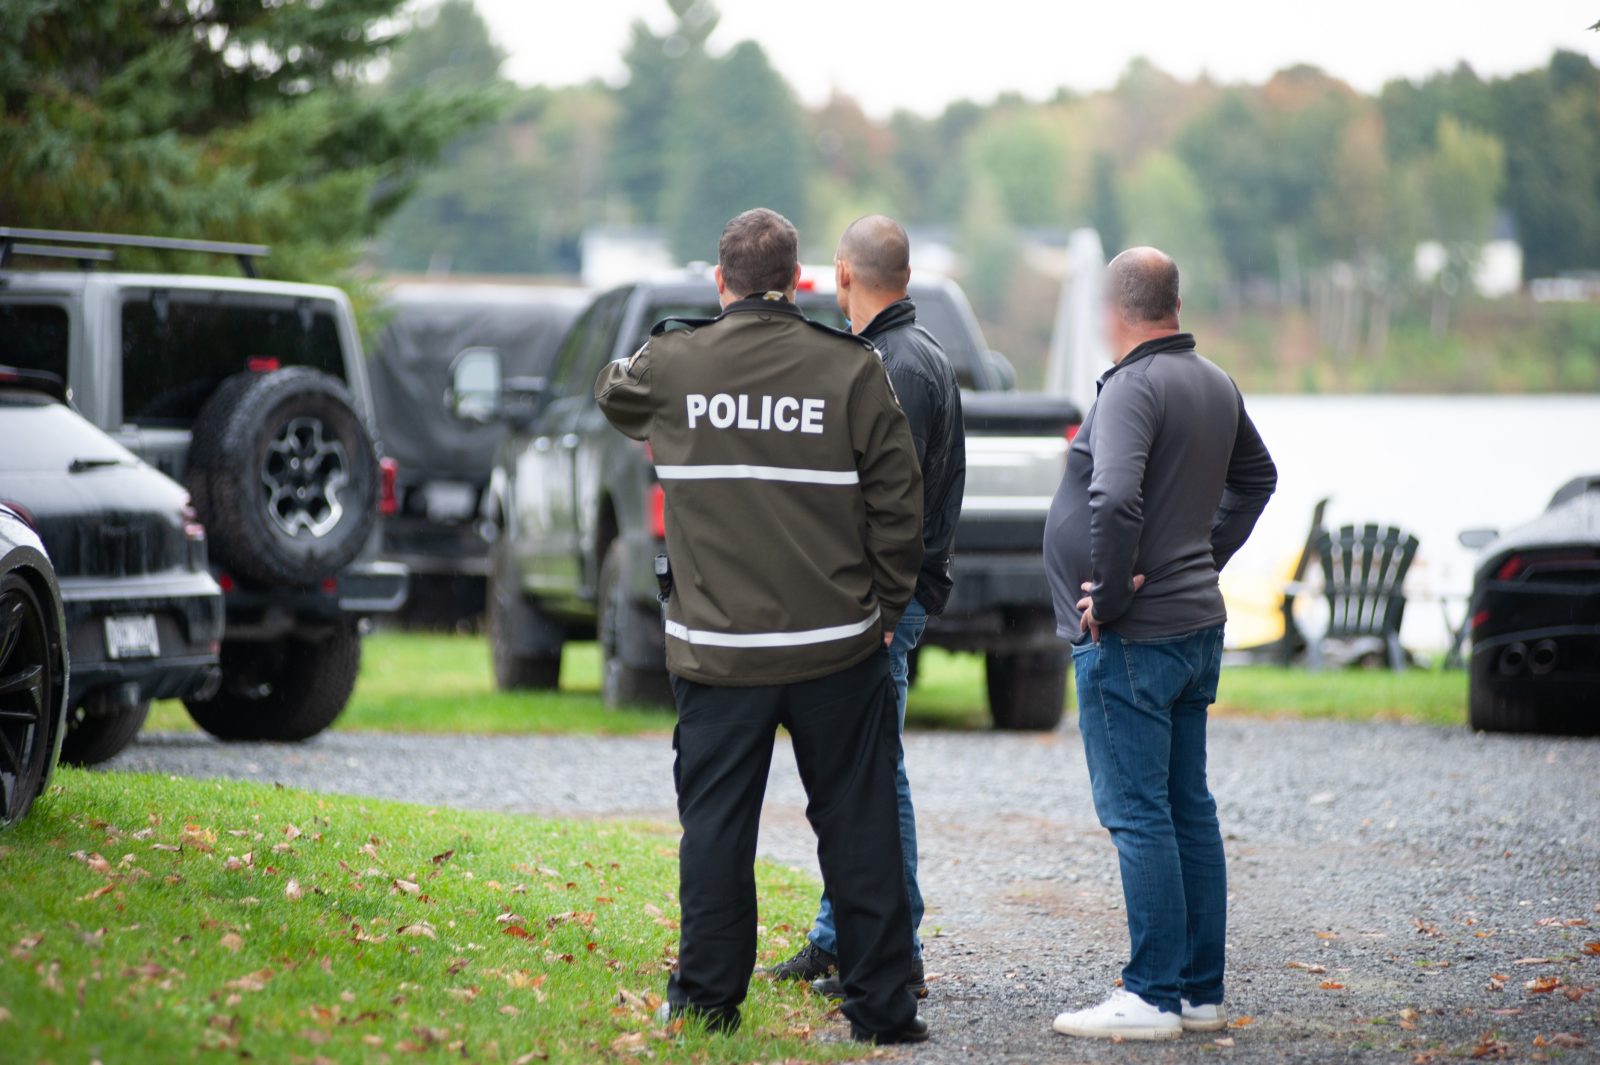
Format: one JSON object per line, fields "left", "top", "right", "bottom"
{"left": 0, "top": 574, "right": 54, "bottom": 825}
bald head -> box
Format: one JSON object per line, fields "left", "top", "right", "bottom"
{"left": 837, "top": 215, "right": 911, "bottom": 293}
{"left": 1106, "top": 247, "right": 1180, "bottom": 325}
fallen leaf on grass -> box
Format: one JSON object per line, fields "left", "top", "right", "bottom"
{"left": 1319, "top": 981, "right": 1346, "bottom": 990}
{"left": 225, "top": 968, "right": 274, "bottom": 992}
{"left": 393, "top": 879, "right": 421, "bottom": 896}
{"left": 1581, "top": 941, "right": 1600, "bottom": 956}
{"left": 285, "top": 879, "right": 305, "bottom": 901}
{"left": 1287, "top": 961, "right": 1328, "bottom": 974}
{"left": 1487, "top": 973, "right": 1508, "bottom": 991}
{"left": 0, "top": 1007, "right": 10, "bottom": 1023}
{"left": 398, "top": 922, "right": 437, "bottom": 939}
{"left": 1525, "top": 976, "right": 1562, "bottom": 993}
{"left": 77, "top": 884, "right": 115, "bottom": 902}
{"left": 219, "top": 933, "right": 244, "bottom": 954}
{"left": 431, "top": 849, "right": 454, "bottom": 866}
{"left": 1230, "top": 1015, "right": 1254, "bottom": 1028}
{"left": 547, "top": 911, "right": 595, "bottom": 929}
{"left": 1562, "top": 984, "right": 1593, "bottom": 1003}
{"left": 284, "top": 824, "right": 302, "bottom": 841}
{"left": 502, "top": 925, "right": 534, "bottom": 940}
{"left": 180, "top": 824, "right": 216, "bottom": 852}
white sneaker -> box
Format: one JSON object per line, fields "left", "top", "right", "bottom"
{"left": 1052, "top": 989, "right": 1182, "bottom": 1041}
{"left": 1181, "top": 998, "right": 1228, "bottom": 1032}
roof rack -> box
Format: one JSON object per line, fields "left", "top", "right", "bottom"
{"left": 0, "top": 227, "right": 270, "bottom": 278}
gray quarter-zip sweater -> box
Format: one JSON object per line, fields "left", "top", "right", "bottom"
{"left": 1044, "top": 332, "right": 1277, "bottom": 641}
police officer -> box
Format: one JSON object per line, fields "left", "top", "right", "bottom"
{"left": 594, "top": 207, "right": 930, "bottom": 1045}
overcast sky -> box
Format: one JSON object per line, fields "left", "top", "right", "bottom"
{"left": 469, "top": 1, "right": 1598, "bottom": 116}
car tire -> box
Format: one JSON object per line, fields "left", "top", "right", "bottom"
{"left": 59, "top": 694, "right": 151, "bottom": 767}
{"left": 183, "top": 626, "right": 361, "bottom": 741}
{"left": 598, "top": 541, "right": 671, "bottom": 708}
{"left": 0, "top": 573, "right": 59, "bottom": 823}
{"left": 986, "top": 650, "right": 1069, "bottom": 731}
{"left": 187, "top": 368, "right": 379, "bottom": 586}
{"left": 488, "top": 531, "right": 561, "bottom": 690}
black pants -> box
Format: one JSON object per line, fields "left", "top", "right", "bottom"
{"left": 667, "top": 650, "right": 917, "bottom": 1035}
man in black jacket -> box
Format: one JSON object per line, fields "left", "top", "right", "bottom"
{"left": 766, "top": 214, "right": 967, "bottom": 999}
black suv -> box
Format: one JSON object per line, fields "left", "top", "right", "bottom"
{"left": 0, "top": 228, "right": 407, "bottom": 744}
{"left": 463, "top": 270, "right": 1082, "bottom": 728}
{"left": 0, "top": 372, "right": 223, "bottom": 763}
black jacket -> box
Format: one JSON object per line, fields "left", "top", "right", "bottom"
{"left": 860, "top": 298, "right": 966, "bottom": 616}
{"left": 1044, "top": 332, "right": 1277, "bottom": 640}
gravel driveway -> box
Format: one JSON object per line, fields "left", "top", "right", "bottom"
{"left": 106, "top": 718, "right": 1600, "bottom": 1062}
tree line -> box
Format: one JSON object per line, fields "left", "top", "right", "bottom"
{"left": 374, "top": 1, "right": 1600, "bottom": 310}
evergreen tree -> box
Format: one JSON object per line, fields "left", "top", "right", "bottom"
{"left": 0, "top": 0, "right": 496, "bottom": 281}
{"left": 661, "top": 40, "right": 811, "bottom": 264}
{"left": 612, "top": 0, "right": 718, "bottom": 225}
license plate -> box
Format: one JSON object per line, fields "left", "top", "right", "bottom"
{"left": 105, "top": 614, "right": 160, "bottom": 660}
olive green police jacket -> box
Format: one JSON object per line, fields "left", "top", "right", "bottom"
{"left": 595, "top": 296, "right": 924, "bottom": 686}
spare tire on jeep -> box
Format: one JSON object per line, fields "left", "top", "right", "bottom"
{"left": 187, "top": 368, "right": 379, "bottom": 586}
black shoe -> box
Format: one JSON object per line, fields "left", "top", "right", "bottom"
{"left": 811, "top": 957, "right": 927, "bottom": 1001}
{"left": 760, "top": 941, "right": 837, "bottom": 982}
{"left": 654, "top": 1001, "right": 741, "bottom": 1034}
{"left": 851, "top": 1016, "right": 930, "bottom": 1045}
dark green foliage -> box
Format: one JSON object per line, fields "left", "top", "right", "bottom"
{"left": 611, "top": 1, "right": 718, "bottom": 225}
{"left": 0, "top": 0, "right": 498, "bottom": 282}
{"left": 662, "top": 40, "right": 811, "bottom": 264}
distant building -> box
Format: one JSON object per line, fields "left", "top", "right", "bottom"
{"left": 1412, "top": 211, "right": 1524, "bottom": 298}
{"left": 580, "top": 226, "right": 677, "bottom": 289}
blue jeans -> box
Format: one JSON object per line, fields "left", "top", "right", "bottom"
{"left": 1072, "top": 625, "right": 1227, "bottom": 1015}
{"left": 810, "top": 598, "right": 927, "bottom": 961}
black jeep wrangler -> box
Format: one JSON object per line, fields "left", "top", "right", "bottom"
{"left": 0, "top": 227, "right": 407, "bottom": 744}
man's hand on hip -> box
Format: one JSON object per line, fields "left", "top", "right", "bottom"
{"left": 1077, "top": 574, "right": 1146, "bottom": 644}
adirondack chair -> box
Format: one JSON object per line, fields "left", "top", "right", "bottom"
{"left": 1308, "top": 523, "right": 1420, "bottom": 672}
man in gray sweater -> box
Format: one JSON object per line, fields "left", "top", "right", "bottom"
{"left": 1044, "top": 247, "right": 1276, "bottom": 1041}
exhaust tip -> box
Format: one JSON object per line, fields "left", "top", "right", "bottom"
{"left": 1499, "top": 642, "right": 1528, "bottom": 676}
{"left": 1530, "top": 639, "right": 1558, "bottom": 675}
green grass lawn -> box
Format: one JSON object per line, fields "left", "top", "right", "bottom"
{"left": 0, "top": 770, "right": 859, "bottom": 1064}
{"left": 147, "top": 632, "right": 1470, "bottom": 736}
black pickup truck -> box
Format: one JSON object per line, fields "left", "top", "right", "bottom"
{"left": 461, "top": 270, "right": 1082, "bottom": 728}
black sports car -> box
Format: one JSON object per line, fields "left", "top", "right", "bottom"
{"left": 1463, "top": 474, "right": 1600, "bottom": 734}
{"left": 0, "top": 373, "right": 224, "bottom": 764}
{"left": 0, "top": 500, "right": 69, "bottom": 825}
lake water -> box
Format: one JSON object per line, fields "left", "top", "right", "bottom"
{"left": 1218, "top": 394, "right": 1600, "bottom": 655}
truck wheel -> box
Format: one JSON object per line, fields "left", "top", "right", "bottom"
{"left": 488, "top": 532, "right": 561, "bottom": 690}
{"left": 986, "top": 651, "right": 1069, "bottom": 731}
{"left": 183, "top": 626, "right": 360, "bottom": 741}
{"left": 1468, "top": 678, "right": 1591, "bottom": 735}
{"left": 187, "top": 368, "right": 379, "bottom": 586}
{"left": 60, "top": 694, "right": 150, "bottom": 766}
{"left": 1, "top": 574, "right": 60, "bottom": 821}
{"left": 598, "top": 541, "right": 671, "bottom": 707}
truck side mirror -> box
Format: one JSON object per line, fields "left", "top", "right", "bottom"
{"left": 985, "top": 349, "right": 1018, "bottom": 391}
{"left": 447, "top": 347, "right": 502, "bottom": 423}
{"left": 1458, "top": 528, "right": 1499, "bottom": 550}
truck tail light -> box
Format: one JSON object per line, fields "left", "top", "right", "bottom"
{"left": 647, "top": 483, "right": 666, "bottom": 540}
{"left": 247, "top": 357, "right": 280, "bottom": 373}
{"left": 1471, "top": 609, "right": 1490, "bottom": 630}
{"left": 379, "top": 457, "right": 399, "bottom": 516}
{"left": 181, "top": 503, "right": 208, "bottom": 571}
{"left": 1495, "top": 555, "right": 1524, "bottom": 581}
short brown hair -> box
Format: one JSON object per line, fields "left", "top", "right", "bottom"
{"left": 718, "top": 208, "right": 799, "bottom": 297}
